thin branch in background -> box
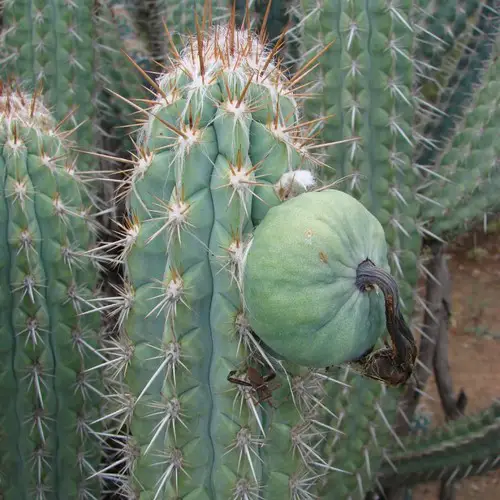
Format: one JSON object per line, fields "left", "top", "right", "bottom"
{"left": 432, "top": 252, "right": 467, "bottom": 500}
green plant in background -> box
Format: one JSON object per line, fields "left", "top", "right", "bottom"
{"left": 378, "top": 398, "right": 500, "bottom": 489}
{"left": 416, "top": 0, "right": 500, "bottom": 154}
{"left": 133, "top": 0, "right": 230, "bottom": 62}
{"left": 0, "top": 83, "right": 103, "bottom": 499}
{"left": 419, "top": 38, "right": 500, "bottom": 238}
{"left": 0, "top": 0, "right": 100, "bottom": 173}
{"left": 95, "top": 1, "right": 150, "bottom": 145}
{"left": 413, "top": 0, "right": 484, "bottom": 99}
{"left": 298, "top": 0, "right": 419, "bottom": 314}
{"left": 0, "top": 0, "right": 149, "bottom": 177}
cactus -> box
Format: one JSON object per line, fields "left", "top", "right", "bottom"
{"left": 133, "top": 0, "right": 230, "bottom": 63}
{"left": 297, "top": 0, "right": 419, "bottom": 315}
{"left": 318, "top": 369, "right": 401, "bottom": 498}
{"left": 378, "top": 399, "right": 500, "bottom": 489}
{"left": 414, "top": 3, "right": 500, "bottom": 242}
{"left": 416, "top": 0, "right": 500, "bottom": 164}
{"left": 0, "top": 0, "right": 152, "bottom": 174}
{"left": 414, "top": 0, "right": 483, "bottom": 89}
{"left": 0, "top": 1, "right": 499, "bottom": 499}
{"left": 0, "top": 82, "right": 103, "bottom": 499}
{"left": 419, "top": 37, "right": 500, "bottom": 237}
{"left": 0, "top": 0, "right": 100, "bottom": 171}
{"left": 95, "top": 1, "right": 149, "bottom": 151}
{"left": 96, "top": 3, "right": 498, "bottom": 499}
{"left": 93, "top": 13, "right": 415, "bottom": 498}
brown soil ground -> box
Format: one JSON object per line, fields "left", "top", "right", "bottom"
{"left": 413, "top": 226, "right": 500, "bottom": 500}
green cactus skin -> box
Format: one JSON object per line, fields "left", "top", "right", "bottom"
{"left": 0, "top": 85, "right": 103, "bottom": 499}
{"left": 95, "top": 1, "right": 149, "bottom": 149}
{"left": 298, "top": 0, "right": 419, "bottom": 315}
{"left": 414, "top": 0, "right": 484, "bottom": 131}
{"left": 137, "top": 0, "right": 229, "bottom": 62}
{"left": 99, "top": 19, "right": 378, "bottom": 499}
{"left": 318, "top": 368, "right": 400, "bottom": 498}
{"left": 420, "top": 37, "right": 500, "bottom": 238}
{"left": 378, "top": 399, "right": 500, "bottom": 488}
{"left": 416, "top": 0, "right": 500, "bottom": 168}
{"left": 0, "top": 0, "right": 151, "bottom": 173}
{"left": 414, "top": 0, "right": 482, "bottom": 82}
{"left": 1, "top": 0, "right": 98, "bottom": 171}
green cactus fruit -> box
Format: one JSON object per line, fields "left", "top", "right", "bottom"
{"left": 243, "top": 189, "right": 416, "bottom": 386}
{"left": 102, "top": 15, "right": 398, "bottom": 499}
{"left": 0, "top": 82, "right": 103, "bottom": 499}
{"left": 243, "top": 189, "right": 389, "bottom": 367}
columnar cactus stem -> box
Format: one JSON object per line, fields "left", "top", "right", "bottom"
{"left": 298, "top": 0, "right": 419, "bottom": 313}
{"left": 137, "top": 0, "right": 230, "bottom": 62}
{"left": 0, "top": 0, "right": 152, "bottom": 176}
{"left": 416, "top": 0, "right": 500, "bottom": 164}
{"left": 378, "top": 399, "right": 500, "bottom": 489}
{"left": 420, "top": 37, "right": 500, "bottom": 237}
{"left": 101, "top": 15, "right": 353, "bottom": 499}
{"left": 319, "top": 370, "right": 400, "bottom": 498}
{"left": 414, "top": 0, "right": 484, "bottom": 87}
{"left": 0, "top": 82, "right": 103, "bottom": 499}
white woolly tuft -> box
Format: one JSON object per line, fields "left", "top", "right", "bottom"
{"left": 275, "top": 169, "right": 316, "bottom": 200}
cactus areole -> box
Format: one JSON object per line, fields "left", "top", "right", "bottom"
{"left": 243, "top": 190, "right": 417, "bottom": 385}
